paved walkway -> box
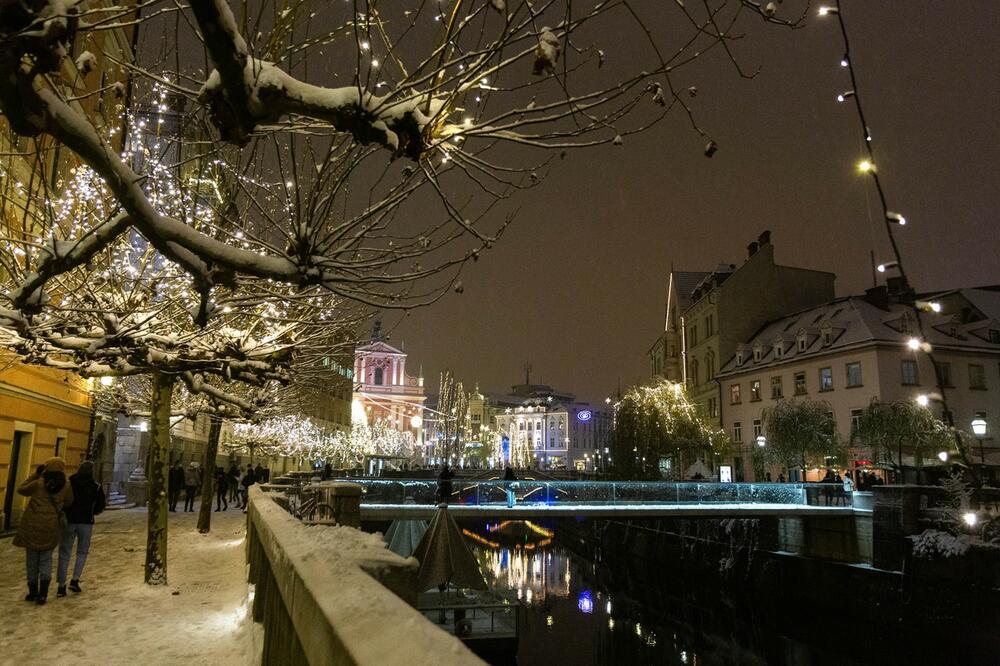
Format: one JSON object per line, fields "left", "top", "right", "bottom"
{"left": 0, "top": 503, "right": 257, "bottom": 664}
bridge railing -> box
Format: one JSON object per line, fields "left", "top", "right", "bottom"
{"left": 301, "top": 479, "right": 850, "bottom": 507}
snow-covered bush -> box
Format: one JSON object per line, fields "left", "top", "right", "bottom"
{"left": 910, "top": 529, "right": 972, "bottom": 559}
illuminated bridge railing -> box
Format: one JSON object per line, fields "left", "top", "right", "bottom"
{"left": 321, "top": 479, "right": 850, "bottom": 507}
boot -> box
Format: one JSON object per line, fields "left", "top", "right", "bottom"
{"left": 36, "top": 579, "right": 50, "bottom": 605}
{"left": 57, "top": 584, "right": 67, "bottom": 597}
{"left": 69, "top": 579, "right": 81, "bottom": 593}
{"left": 25, "top": 579, "right": 38, "bottom": 602}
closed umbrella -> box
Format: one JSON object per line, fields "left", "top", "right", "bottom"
{"left": 384, "top": 519, "right": 428, "bottom": 558}
{"left": 411, "top": 504, "right": 487, "bottom": 592}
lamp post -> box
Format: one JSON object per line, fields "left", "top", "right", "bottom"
{"left": 972, "top": 417, "right": 988, "bottom": 479}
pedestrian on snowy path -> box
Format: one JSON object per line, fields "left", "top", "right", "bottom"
{"left": 227, "top": 464, "right": 240, "bottom": 505}
{"left": 168, "top": 461, "right": 184, "bottom": 512}
{"left": 57, "top": 460, "right": 105, "bottom": 597}
{"left": 240, "top": 465, "right": 256, "bottom": 511}
{"left": 183, "top": 462, "right": 200, "bottom": 512}
{"left": 214, "top": 467, "right": 228, "bottom": 512}
{"left": 14, "top": 457, "right": 73, "bottom": 605}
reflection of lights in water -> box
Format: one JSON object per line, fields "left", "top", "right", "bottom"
{"left": 646, "top": 632, "right": 657, "bottom": 647}
{"left": 608, "top": 618, "right": 615, "bottom": 630}
{"left": 526, "top": 589, "right": 533, "bottom": 603}
{"left": 577, "top": 590, "right": 593, "bottom": 614}
{"left": 478, "top": 541, "right": 570, "bottom": 603}
{"left": 635, "top": 622, "right": 642, "bottom": 637}
{"left": 680, "top": 650, "right": 688, "bottom": 664}
{"left": 546, "top": 615, "right": 554, "bottom": 627}
{"left": 606, "top": 600, "right": 612, "bottom": 614}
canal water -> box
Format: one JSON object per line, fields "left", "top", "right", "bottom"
{"left": 459, "top": 519, "right": 995, "bottom": 666}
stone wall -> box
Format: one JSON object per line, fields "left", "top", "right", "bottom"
{"left": 246, "top": 487, "right": 483, "bottom": 666}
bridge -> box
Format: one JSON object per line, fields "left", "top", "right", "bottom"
{"left": 277, "top": 478, "right": 861, "bottom": 521}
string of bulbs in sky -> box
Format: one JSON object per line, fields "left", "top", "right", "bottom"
{"left": 819, "top": 2, "right": 971, "bottom": 466}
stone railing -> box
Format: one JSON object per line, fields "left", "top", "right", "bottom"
{"left": 246, "top": 486, "right": 483, "bottom": 665}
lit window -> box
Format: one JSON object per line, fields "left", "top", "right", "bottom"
{"left": 819, "top": 367, "right": 833, "bottom": 391}
{"left": 730, "top": 384, "right": 741, "bottom": 405}
{"left": 750, "top": 380, "right": 761, "bottom": 401}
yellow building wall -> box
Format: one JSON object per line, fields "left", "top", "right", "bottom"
{"left": 0, "top": 359, "right": 92, "bottom": 529}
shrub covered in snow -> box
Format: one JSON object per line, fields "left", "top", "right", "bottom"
{"left": 909, "top": 529, "right": 971, "bottom": 559}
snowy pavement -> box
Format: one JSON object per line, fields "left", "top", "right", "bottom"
{"left": 0, "top": 502, "right": 259, "bottom": 665}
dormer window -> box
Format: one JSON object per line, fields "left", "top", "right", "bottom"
{"left": 797, "top": 334, "right": 808, "bottom": 352}
{"left": 736, "top": 350, "right": 745, "bottom": 366}
{"left": 820, "top": 322, "right": 833, "bottom": 346}
{"left": 774, "top": 342, "right": 784, "bottom": 359}
{"left": 753, "top": 346, "right": 763, "bottom": 363}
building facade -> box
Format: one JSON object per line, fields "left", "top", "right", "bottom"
{"left": 681, "top": 231, "right": 836, "bottom": 430}
{"left": 494, "top": 399, "right": 611, "bottom": 471}
{"left": 649, "top": 271, "right": 710, "bottom": 381}
{"left": 717, "top": 286, "right": 1000, "bottom": 481}
{"left": 353, "top": 323, "right": 426, "bottom": 447}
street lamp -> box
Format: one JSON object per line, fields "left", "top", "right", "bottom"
{"left": 972, "top": 417, "right": 988, "bottom": 472}
{"left": 756, "top": 435, "right": 766, "bottom": 448}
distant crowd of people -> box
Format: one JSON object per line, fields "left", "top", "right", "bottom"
{"left": 167, "top": 461, "right": 270, "bottom": 512}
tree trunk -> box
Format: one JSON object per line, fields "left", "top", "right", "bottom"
{"left": 145, "top": 371, "right": 174, "bottom": 585}
{"left": 197, "top": 413, "right": 223, "bottom": 534}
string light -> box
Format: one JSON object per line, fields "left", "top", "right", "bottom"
{"left": 915, "top": 394, "right": 930, "bottom": 407}
{"left": 906, "top": 338, "right": 921, "bottom": 351}
{"left": 837, "top": 90, "right": 855, "bottom": 102}
{"left": 886, "top": 211, "right": 907, "bottom": 225}
{"left": 818, "top": 6, "right": 838, "bottom": 16}
{"left": 857, "top": 159, "right": 875, "bottom": 173}
{"left": 876, "top": 261, "right": 898, "bottom": 273}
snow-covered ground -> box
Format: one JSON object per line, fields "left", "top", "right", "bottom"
{"left": 0, "top": 503, "right": 259, "bottom": 664}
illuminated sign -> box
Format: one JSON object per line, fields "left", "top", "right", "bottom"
{"left": 577, "top": 410, "right": 593, "bottom": 422}
{"left": 719, "top": 465, "right": 733, "bottom": 483}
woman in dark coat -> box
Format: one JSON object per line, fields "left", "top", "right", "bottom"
{"left": 14, "top": 457, "right": 73, "bottom": 605}
{"left": 57, "top": 460, "right": 105, "bottom": 596}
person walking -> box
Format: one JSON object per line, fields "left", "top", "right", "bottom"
{"left": 14, "top": 457, "right": 73, "bottom": 605}
{"left": 503, "top": 466, "right": 518, "bottom": 508}
{"left": 841, "top": 470, "right": 854, "bottom": 506}
{"left": 168, "top": 461, "right": 184, "bottom": 512}
{"left": 57, "top": 461, "right": 105, "bottom": 597}
{"left": 253, "top": 464, "right": 265, "bottom": 485}
{"left": 214, "top": 467, "right": 229, "bottom": 512}
{"left": 436, "top": 464, "right": 455, "bottom": 504}
{"left": 183, "top": 462, "right": 200, "bottom": 512}
{"left": 240, "top": 464, "right": 256, "bottom": 511}
{"left": 227, "top": 464, "right": 240, "bottom": 505}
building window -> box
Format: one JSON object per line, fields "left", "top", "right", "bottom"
{"left": 753, "top": 346, "right": 762, "bottom": 363}
{"left": 706, "top": 353, "right": 715, "bottom": 380}
{"left": 771, "top": 376, "right": 783, "bottom": 399}
{"left": 373, "top": 367, "right": 384, "bottom": 385}
{"left": 942, "top": 409, "right": 954, "bottom": 426}
{"left": 901, "top": 359, "right": 919, "bottom": 386}
{"left": 733, "top": 421, "right": 743, "bottom": 443}
{"left": 935, "top": 361, "right": 953, "bottom": 387}
{"left": 549, "top": 437, "right": 555, "bottom": 448}
{"left": 690, "top": 359, "right": 700, "bottom": 385}
{"left": 752, "top": 418, "right": 762, "bottom": 438}
{"left": 990, "top": 329, "right": 1000, "bottom": 344}
{"left": 850, "top": 408, "right": 863, "bottom": 436}
{"left": 707, "top": 397, "right": 718, "bottom": 418}
{"left": 706, "top": 314, "right": 714, "bottom": 337}
{"left": 819, "top": 367, "right": 833, "bottom": 391}
{"left": 774, "top": 343, "right": 784, "bottom": 359}
{"left": 797, "top": 335, "right": 807, "bottom": 352}
{"left": 969, "top": 364, "right": 986, "bottom": 390}
{"left": 794, "top": 372, "right": 806, "bottom": 395}
{"left": 750, "top": 379, "right": 762, "bottom": 401}
{"left": 730, "top": 384, "right": 741, "bottom": 405}
{"left": 690, "top": 324, "right": 698, "bottom": 347}
{"left": 846, "top": 362, "right": 863, "bottom": 387}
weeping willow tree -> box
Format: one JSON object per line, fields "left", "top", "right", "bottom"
{"left": 761, "top": 398, "right": 842, "bottom": 480}
{"left": 610, "top": 379, "right": 727, "bottom": 479}
{"left": 854, "top": 399, "right": 955, "bottom": 482}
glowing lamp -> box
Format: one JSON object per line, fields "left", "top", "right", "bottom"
{"left": 818, "top": 6, "right": 838, "bottom": 15}
{"left": 963, "top": 512, "right": 977, "bottom": 527}
{"left": 756, "top": 435, "right": 766, "bottom": 448}
{"left": 906, "top": 338, "right": 921, "bottom": 351}
{"left": 837, "top": 90, "right": 855, "bottom": 102}
{"left": 410, "top": 415, "right": 423, "bottom": 429}
{"left": 876, "top": 261, "right": 898, "bottom": 273}
{"left": 887, "top": 211, "right": 907, "bottom": 225}
{"left": 971, "top": 418, "right": 987, "bottom": 437}
{"left": 937, "top": 451, "right": 948, "bottom": 462}
{"left": 99, "top": 376, "right": 114, "bottom": 387}
{"left": 915, "top": 394, "right": 930, "bottom": 407}
{"left": 857, "top": 160, "right": 876, "bottom": 173}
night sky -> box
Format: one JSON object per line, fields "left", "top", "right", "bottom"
{"left": 389, "top": 3, "right": 1000, "bottom": 404}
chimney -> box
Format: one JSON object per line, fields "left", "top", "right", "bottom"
{"left": 864, "top": 286, "right": 889, "bottom": 310}
{"left": 758, "top": 230, "right": 771, "bottom": 246}
{"left": 886, "top": 276, "right": 914, "bottom": 303}
{"left": 747, "top": 241, "right": 759, "bottom": 259}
